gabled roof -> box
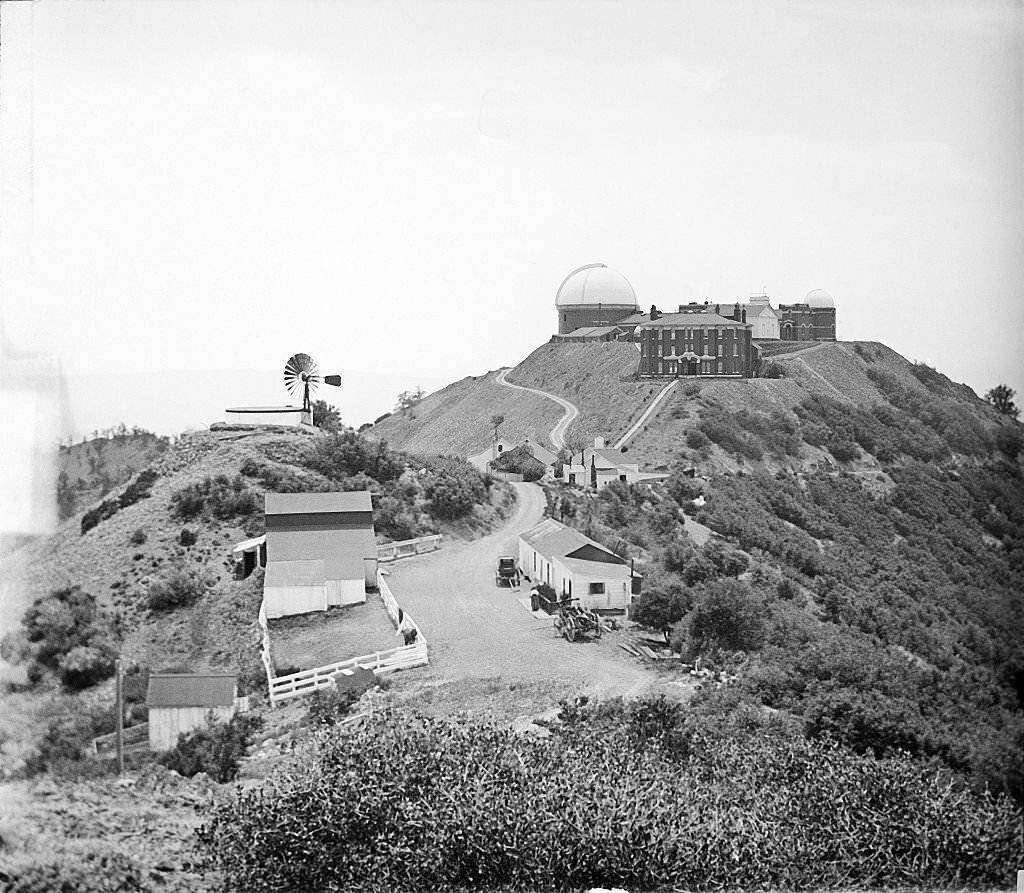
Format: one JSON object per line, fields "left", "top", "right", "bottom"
{"left": 520, "top": 518, "right": 619, "bottom": 564}
{"left": 147, "top": 673, "right": 237, "bottom": 708}
{"left": 521, "top": 440, "right": 558, "bottom": 466}
{"left": 265, "top": 491, "right": 372, "bottom": 516}
{"left": 637, "top": 312, "right": 746, "bottom": 329}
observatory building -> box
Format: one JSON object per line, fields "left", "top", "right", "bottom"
{"left": 555, "top": 263, "right": 642, "bottom": 336}
{"left": 777, "top": 290, "right": 837, "bottom": 341}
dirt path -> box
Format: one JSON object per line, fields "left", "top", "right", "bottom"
{"left": 494, "top": 368, "right": 578, "bottom": 450}
{"left": 383, "top": 483, "right": 671, "bottom": 719}
{"left": 613, "top": 379, "right": 679, "bottom": 449}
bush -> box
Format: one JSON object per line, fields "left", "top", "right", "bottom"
{"left": 0, "top": 847, "right": 148, "bottom": 892}
{"left": 677, "top": 579, "right": 768, "bottom": 658}
{"left": 58, "top": 643, "right": 116, "bottom": 691}
{"left": 129, "top": 528, "right": 146, "bottom": 545}
{"left": 170, "top": 475, "right": 260, "bottom": 521}
{"left": 306, "top": 685, "right": 361, "bottom": 727}
{"left": 996, "top": 425, "right": 1023, "bottom": 460}
{"left": 197, "top": 707, "right": 1022, "bottom": 892}
{"left": 764, "top": 362, "right": 786, "bottom": 379}
{"left": 146, "top": 567, "right": 208, "bottom": 611}
{"left": 685, "top": 429, "right": 710, "bottom": 450}
{"left": 15, "top": 586, "right": 118, "bottom": 690}
{"left": 179, "top": 527, "right": 198, "bottom": 546}
{"left": 159, "top": 711, "right": 262, "bottom": 783}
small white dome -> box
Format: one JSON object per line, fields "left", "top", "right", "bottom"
{"left": 555, "top": 263, "right": 638, "bottom": 308}
{"left": 805, "top": 289, "right": 834, "bottom": 308}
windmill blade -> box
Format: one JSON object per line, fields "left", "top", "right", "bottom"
{"left": 284, "top": 353, "right": 316, "bottom": 397}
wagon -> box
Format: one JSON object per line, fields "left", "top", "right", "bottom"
{"left": 495, "top": 555, "right": 521, "bottom": 588}
{"left": 552, "top": 598, "right": 604, "bottom": 642}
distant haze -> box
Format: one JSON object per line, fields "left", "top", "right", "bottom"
{"left": 61, "top": 368, "right": 453, "bottom": 440}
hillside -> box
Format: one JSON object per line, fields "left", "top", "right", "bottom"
{"left": 56, "top": 427, "right": 171, "bottom": 520}
{"left": 369, "top": 369, "right": 564, "bottom": 455}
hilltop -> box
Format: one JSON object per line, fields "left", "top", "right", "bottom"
{"left": 371, "top": 339, "right": 1011, "bottom": 472}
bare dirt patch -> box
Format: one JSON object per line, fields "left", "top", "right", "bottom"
{"left": 268, "top": 597, "right": 397, "bottom": 672}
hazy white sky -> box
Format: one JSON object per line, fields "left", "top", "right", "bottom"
{"left": 1, "top": 0, "right": 1022, "bottom": 438}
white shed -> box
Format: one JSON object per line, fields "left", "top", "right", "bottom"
{"left": 519, "top": 517, "right": 640, "bottom": 612}
{"left": 146, "top": 673, "right": 246, "bottom": 752}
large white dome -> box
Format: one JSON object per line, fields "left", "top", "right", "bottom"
{"left": 805, "top": 289, "right": 834, "bottom": 308}
{"left": 555, "top": 263, "right": 638, "bottom": 308}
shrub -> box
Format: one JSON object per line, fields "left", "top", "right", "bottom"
{"left": 777, "top": 577, "right": 800, "bottom": 600}
{"left": 677, "top": 579, "right": 768, "bottom": 657}
{"left": 630, "top": 586, "right": 686, "bottom": 643}
{"left": 129, "top": 528, "right": 146, "bottom": 545}
{"left": 764, "top": 362, "right": 786, "bottom": 379}
{"left": 0, "top": 847, "right": 148, "bottom": 891}
{"left": 170, "top": 475, "right": 260, "bottom": 521}
{"left": 197, "top": 707, "right": 1022, "bottom": 892}
{"left": 306, "top": 685, "right": 361, "bottom": 727}
{"left": 159, "top": 711, "right": 262, "bottom": 783}
{"left": 179, "top": 527, "right": 198, "bottom": 546}
{"left": 58, "top": 643, "right": 116, "bottom": 691}
{"left": 685, "top": 429, "right": 710, "bottom": 450}
{"left": 996, "top": 425, "right": 1023, "bottom": 460}
{"left": 16, "top": 586, "right": 118, "bottom": 690}
{"left": 146, "top": 567, "right": 208, "bottom": 611}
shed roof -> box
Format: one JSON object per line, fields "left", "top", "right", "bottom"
{"left": 265, "top": 491, "right": 372, "bottom": 516}
{"left": 147, "top": 673, "right": 237, "bottom": 708}
{"left": 561, "top": 557, "right": 632, "bottom": 580}
{"left": 265, "top": 559, "right": 326, "bottom": 588}
{"left": 520, "top": 518, "right": 620, "bottom": 564}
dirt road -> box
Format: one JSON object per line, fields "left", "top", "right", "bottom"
{"left": 494, "top": 368, "right": 578, "bottom": 450}
{"left": 384, "top": 483, "right": 672, "bottom": 720}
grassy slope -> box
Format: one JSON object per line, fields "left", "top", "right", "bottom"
{"left": 368, "top": 369, "right": 564, "bottom": 456}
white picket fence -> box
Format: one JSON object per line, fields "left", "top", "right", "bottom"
{"left": 264, "top": 572, "right": 428, "bottom": 706}
{"left": 376, "top": 534, "right": 442, "bottom": 562}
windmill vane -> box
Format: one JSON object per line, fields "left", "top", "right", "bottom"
{"left": 283, "top": 352, "right": 340, "bottom": 413}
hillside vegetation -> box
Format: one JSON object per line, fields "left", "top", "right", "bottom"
{"left": 368, "top": 370, "right": 563, "bottom": 456}
{"left": 0, "top": 426, "right": 509, "bottom": 778}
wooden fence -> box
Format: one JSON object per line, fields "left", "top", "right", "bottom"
{"left": 265, "top": 572, "right": 428, "bottom": 706}
{"left": 376, "top": 534, "right": 442, "bottom": 562}
{"left": 92, "top": 722, "right": 150, "bottom": 759}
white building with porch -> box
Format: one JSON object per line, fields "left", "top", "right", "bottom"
{"left": 519, "top": 517, "right": 640, "bottom": 612}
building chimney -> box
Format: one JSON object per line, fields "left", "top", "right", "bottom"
{"left": 650, "top": 304, "right": 660, "bottom": 321}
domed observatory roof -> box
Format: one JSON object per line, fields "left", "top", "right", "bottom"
{"left": 555, "top": 264, "right": 639, "bottom": 308}
{"left": 804, "top": 289, "right": 834, "bottom": 308}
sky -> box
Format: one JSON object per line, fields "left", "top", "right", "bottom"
{"left": 1, "top": 0, "right": 1021, "bottom": 513}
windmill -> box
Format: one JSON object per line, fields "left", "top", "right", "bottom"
{"left": 283, "top": 353, "right": 341, "bottom": 413}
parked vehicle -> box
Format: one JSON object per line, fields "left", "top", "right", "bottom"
{"left": 553, "top": 598, "right": 604, "bottom": 642}
{"left": 495, "top": 555, "right": 521, "bottom": 587}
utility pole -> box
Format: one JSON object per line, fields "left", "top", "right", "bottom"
{"left": 115, "top": 658, "right": 124, "bottom": 774}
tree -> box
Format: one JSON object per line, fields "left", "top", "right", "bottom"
{"left": 395, "top": 386, "right": 425, "bottom": 417}
{"left": 311, "top": 399, "right": 342, "bottom": 432}
{"left": 630, "top": 587, "right": 686, "bottom": 644}
{"left": 985, "top": 384, "right": 1019, "bottom": 419}
{"left": 677, "top": 579, "right": 768, "bottom": 658}
{"left": 490, "top": 414, "right": 505, "bottom": 444}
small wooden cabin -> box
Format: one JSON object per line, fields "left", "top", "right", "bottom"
{"left": 146, "top": 673, "right": 246, "bottom": 752}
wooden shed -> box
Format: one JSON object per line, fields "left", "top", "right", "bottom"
{"left": 146, "top": 673, "right": 245, "bottom": 752}
{"left": 263, "top": 491, "right": 378, "bottom": 619}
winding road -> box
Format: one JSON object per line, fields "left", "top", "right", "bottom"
{"left": 494, "top": 368, "right": 578, "bottom": 450}
{"left": 384, "top": 482, "right": 663, "bottom": 719}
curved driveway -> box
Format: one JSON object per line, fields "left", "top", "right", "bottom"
{"left": 384, "top": 483, "right": 657, "bottom": 716}
{"left": 494, "top": 368, "right": 578, "bottom": 450}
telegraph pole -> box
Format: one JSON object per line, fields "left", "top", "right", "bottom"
{"left": 115, "top": 658, "right": 124, "bottom": 774}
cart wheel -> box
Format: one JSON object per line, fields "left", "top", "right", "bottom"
{"left": 553, "top": 617, "right": 562, "bottom": 636}
{"left": 594, "top": 620, "right": 603, "bottom": 638}
{"left": 565, "top": 622, "right": 577, "bottom": 642}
